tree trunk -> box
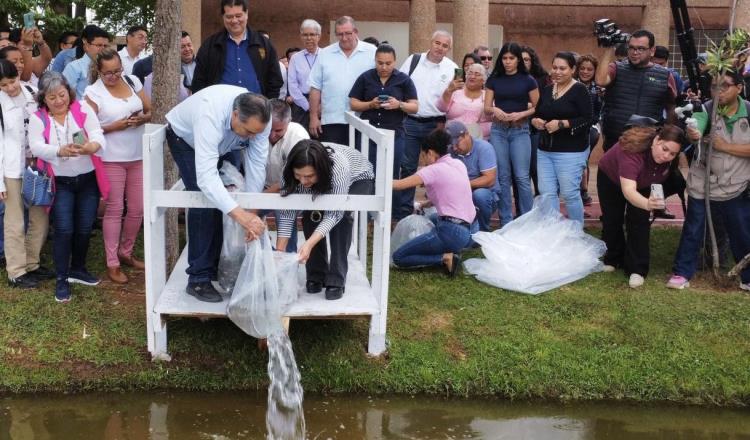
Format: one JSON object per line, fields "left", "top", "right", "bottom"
{"left": 152, "top": 0, "right": 182, "bottom": 271}
{"left": 50, "top": 0, "right": 72, "bottom": 17}
{"left": 74, "top": 2, "right": 87, "bottom": 19}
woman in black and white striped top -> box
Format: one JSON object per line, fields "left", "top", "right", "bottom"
{"left": 276, "top": 139, "right": 374, "bottom": 301}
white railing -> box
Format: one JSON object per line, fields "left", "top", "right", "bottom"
{"left": 143, "top": 112, "right": 394, "bottom": 359}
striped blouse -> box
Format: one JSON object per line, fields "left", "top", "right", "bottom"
{"left": 277, "top": 142, "right": 374, "bottom": 239}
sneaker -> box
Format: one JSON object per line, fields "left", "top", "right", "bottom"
{"left": 55, "top": 280, "right": 71, "bottom": 303}
{"left": 629, "top": 273, "right": 645, "bottom": 288}
{"left": 67, "top": 269, "right": 101, "bottom": 286}
{"left": 740, "top": 282, "right": 750, "bottom": 292}
{"left": 186, "top": 282, "right": 223, "bottom": 303}
{"left": 8, "top": 273, "right": 39, "bottom": 289}
{"left": 602, "top": 264, "right": 616, "bottom": 273}
{"left": 666, "top": 274, "right": 690, "bottom": 290}
{"left": 28, "top": 265, "right": 56, "bottom": 281}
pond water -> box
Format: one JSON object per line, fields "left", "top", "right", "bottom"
{"left": 1, "top": 392, "right": 748, "bottom": 439}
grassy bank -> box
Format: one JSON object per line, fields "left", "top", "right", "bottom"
{"left": 1, "top": 227, "right": 749, "bottom": 406}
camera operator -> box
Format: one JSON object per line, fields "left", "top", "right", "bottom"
{"left": 595, "top": 29, "right": 679, "bottom": 152}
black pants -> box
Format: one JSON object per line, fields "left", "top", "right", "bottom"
{"left": 320, "top": 123, "right": 350, "bottom": 145}
{"left": 597, "top": 171, "right": 653, "bottom": 277}
{"left": 302, "top": 179, "right": 374, "bottom": 287}
{"left": 291, "top": 102, "right": 310, "bottom": 129}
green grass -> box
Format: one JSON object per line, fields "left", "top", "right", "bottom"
{"left": 2, "top": 227, "right": 750, "bottom": 406}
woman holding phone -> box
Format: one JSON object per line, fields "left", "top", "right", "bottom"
{"left": 84, "top": 48, "right": 151, "bottom": 284}
{"left": 29, "top": 72, "right": 108, "bottom": 303}
{"left": 596, "top": 121, "right": 685, "bottom": 288}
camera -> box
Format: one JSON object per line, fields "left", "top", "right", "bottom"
{"left": 594, "top": 19, "right": 630, "bottom": 48}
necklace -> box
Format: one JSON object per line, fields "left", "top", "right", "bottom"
{"left": 52, "top": 112, "right": 71, "bottom": 161}
{"left": 552, "top": 79, "right": 576, "bottom": 99}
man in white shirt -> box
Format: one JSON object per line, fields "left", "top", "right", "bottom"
{"left": 395, "top": 30, "right": 457, "bottom": 219}
{"left": 308, "top": 16, "right": 375, "bottom": 145}
{"left": 165, "top": 85, "right": 271, "bottom": 302}
{"left": 118, "top": 25, "right": 148, "bottom": 75}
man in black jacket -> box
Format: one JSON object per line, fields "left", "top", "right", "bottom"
{"left": 192, "top": 0, "right": 283, "bottom": 98}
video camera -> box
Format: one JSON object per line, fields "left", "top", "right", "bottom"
{"left": 594, "top": 19, "right": 631, "bottom": 48}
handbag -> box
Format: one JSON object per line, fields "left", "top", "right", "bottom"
{"left": 22, "top": 163, "right": 54, "bottom": 207}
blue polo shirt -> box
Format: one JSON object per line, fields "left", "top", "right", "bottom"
{"left": 220, "top": 31, "right": 261, "bottom": 93}
{"left": 349, "top": 68, "right": 418, "bottom": 131}
{"left": 451, "top": 138, "right": 500, "bottom": 193}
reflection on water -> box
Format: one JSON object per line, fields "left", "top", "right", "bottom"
{"left": 1, "top": 392, "right": 749, "bottom": 439}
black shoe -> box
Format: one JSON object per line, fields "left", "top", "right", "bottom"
{"left": 654, "top": 208, "right": 676, "bottom": 220}
{"left": 325, "top": 286, "right": 344, "bottom": 300}
{"left": 0, "top": 256, "right": 6, "bottom": 269}
{"left": 306, "top": 280, "right": 323, "bottom": 294}
{"left": 186, "top": 282, "right": 223, "bottom": 303}
{"left": 8, "top": 273, "right": 40, "bottom": 289}
{"left": 28, "top": 266, "right": 56, "bottom": 281}
{"left": 67, "top": 269, "right": 100, "bottom": 286}
{"left": 444, "top": 253, "right": 461, "bottom": 278}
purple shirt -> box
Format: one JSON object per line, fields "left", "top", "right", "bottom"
{"left": 287, "top": 48, "right": 319, "bottom": 111}
{"left": 417, "top": 155, "right": 477, "bottom": 224}
{"left": 598, "top": 142, "right": 671, "bottom": 189}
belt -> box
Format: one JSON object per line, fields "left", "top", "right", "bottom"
{"left": 439, "top": 215, "right": 470, "bottom": 227}
{"left": 495, "top": 120, "right": 527, "bottom": 128}
{"left": 407, "top": 115, "right": 446, "bottom": 123}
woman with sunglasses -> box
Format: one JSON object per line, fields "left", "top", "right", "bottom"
{"left": 84, "top": 48, "right": 151, "bottom": 284}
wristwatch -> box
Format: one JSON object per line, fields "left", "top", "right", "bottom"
{"left": 558, "top": 120, "right": 565, "bottom": 130}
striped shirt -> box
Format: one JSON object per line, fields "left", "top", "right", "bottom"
{"left": 277, "top": 142, "right": 374, "bottom": 238}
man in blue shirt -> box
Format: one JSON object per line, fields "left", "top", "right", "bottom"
{"left": 446, "top": 121, "right": 499, "bottom": 231}
{"left": 61, "top": 26, "right": 109, "bottom": 97}
{"left": 165, "top": 85, "right": 272, "bottom": 302}
{"left": 191, "top": 0, "right": 282, "bottom": 98}
{"left": 308, "top": 16, "right": 376, "bottom": 145}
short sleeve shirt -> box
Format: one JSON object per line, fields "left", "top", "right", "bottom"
{"left": 485, "top": 73, "right": 538, "bottom": 113}
{"left": 597, "top": 143, "right": 671, "bottom": 189}
{"left": 451, "top": 138, "right": 500, "bottom": 192}
{"left": 349, "top": 68, "right": 418, "bottom": 131}
{"left": 417, "top": 155, "right": 476, "bottom": 224}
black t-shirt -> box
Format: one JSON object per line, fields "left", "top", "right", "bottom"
{"left": 349, "top": 68, "right": 418, "bottom": 131}
{"left": 535, "top": 82, "right": 593, "bottom": 152}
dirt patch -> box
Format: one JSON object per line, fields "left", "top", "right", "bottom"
{"left": 688, "top": 271, "right": 748, "bottom": 294}
{"left": 445, "top": 337, "right": 468, "bottom": 362}
{"left": 412, "top": 310, "right": 453, "bottom": 340}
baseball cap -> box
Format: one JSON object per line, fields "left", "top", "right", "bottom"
{"left": 445, "top": 120, "right": 468, "bottom": 145}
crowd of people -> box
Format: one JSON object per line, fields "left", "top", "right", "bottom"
{"left": 1, "top": 0, "right": 750, "bottom": 304}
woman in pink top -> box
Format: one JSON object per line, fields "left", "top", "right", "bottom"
{"left": 438, "top": 63, "right": 491, "bottom": 139}
{"left": 392, "top": 129, "right": 477, "bottom": 276}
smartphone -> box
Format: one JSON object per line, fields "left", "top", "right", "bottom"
{"left": 130, "top": 110, "right": 140, "bottom": 118}
{"left": 377, "top": 94, "right": 389, "bottom": 102}
{"left": 454, "top": 68, "right": 464, "bottom": 80}
{"left": 72, "top": 131, "right": 86, "bottom": 145}
{"left": 23, "top": 12, "right": 35, "bottom": 29}
{"left": 650, "top": 184, "right": 664, "bottom": 201}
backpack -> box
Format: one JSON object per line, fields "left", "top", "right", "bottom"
{"left": 407, "top": 53, "right": 422, "bottom": 76}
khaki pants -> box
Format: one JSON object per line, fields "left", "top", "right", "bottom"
{"left": 3, "top": 177, "right": 49, "bottom": 279}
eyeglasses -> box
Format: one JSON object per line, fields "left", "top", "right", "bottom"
{"left": 718, "top": 82, "right": 739, "bottom": 91}
{"left": 335, "top": 31, "right": 354, "bottom": 38}
{"left": 100, "top": 68, "right": 123, "bottom": 78}
{"left": 87, "top": 42, "right": 108, "bottom": 49}
{"left": 627, "top": 46, "right": 650, "bottom": 53}
{"left": 480, "top": 56, "right": 493, "bottom": 61}
{"left": 301, "top": 33, "right": 319, "bottom": 38}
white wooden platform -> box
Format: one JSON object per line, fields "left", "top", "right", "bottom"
{"left": 143, "top": 112, "right": 394, "bottom": 359}
{"left": 155, "top": 247, "right": 379, "bottom": 318}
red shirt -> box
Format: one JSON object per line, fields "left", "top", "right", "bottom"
{"left": 598, "top": 143, "right": 671, "bottom": 189}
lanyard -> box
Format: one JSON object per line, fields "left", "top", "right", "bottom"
{"left": 52, "top": 113, "right": 71, "bottom": 161}
{"left": 304, "top": 50, "right": 318, "bottom": 70}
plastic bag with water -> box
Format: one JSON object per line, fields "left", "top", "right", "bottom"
{"left": 228, "top": 231, "right": 301, "bottom": 338}
{"left": 390, "top": 214, "right": 435, "bottom": 262}
{"left": 463, "top": 195, "right": 606, "bottom": 295}
{"left": 217, "top": 163, "right": 246, "bottom": 292}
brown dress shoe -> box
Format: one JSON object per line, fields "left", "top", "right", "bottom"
{"left": 107, "top": 266, "right": 128, "bottom": 284}
{"left": 118, "top": 254, "right": 145, "bottom": 270}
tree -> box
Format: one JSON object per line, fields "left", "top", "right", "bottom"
{"left": 151, "top": 0, "right": 181, "bottom": 270}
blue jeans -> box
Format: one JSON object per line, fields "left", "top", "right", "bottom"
{"left": 490, "top": 123, "right": 533, "bottom": 226}
{"left": 168, "top": 128, "right": 229, "bottom": 284}
{"left": 52, "top": 171, "right": 100, "bottom": 279}
{"left": 392, "top": 218, "right": 474, "bottom": 268}
{"left": 473, "top": 188, "right": 497, "bottom": 232}
{"left": 396, "top": 118, "right": 439, "bottom": 220}
{"left": 672, "top": 195, "right": 750, "bottom": 283}
{"left": 536, "top": 148, "right": 589, "bottom": 225}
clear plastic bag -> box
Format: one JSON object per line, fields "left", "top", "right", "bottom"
{"left": 228, "top": 231, "right": 302, "bottom": 338}
{"left": 273, "top": 251, "right": 304, "bottom": 309}
{"left": 463, "top": 195, "right": 606, "bottom": 295}
{"left": 217, "top": 163, "right": 246, "bottom": 293}
{"left": 390, "top": 214, "right": 435, "bottom": 262}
